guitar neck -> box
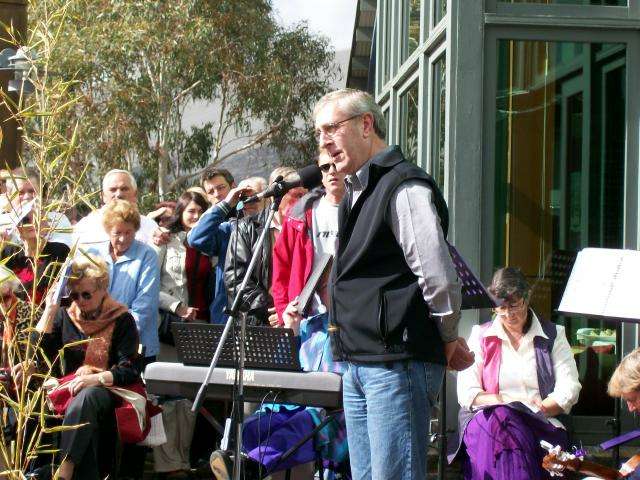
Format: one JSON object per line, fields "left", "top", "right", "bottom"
{"left": 571, "top": 459, "right": 622, "bottom": 479}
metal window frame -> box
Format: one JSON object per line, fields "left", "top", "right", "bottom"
{"left": 486, "top": 0, "right": 635, "bottom": 17}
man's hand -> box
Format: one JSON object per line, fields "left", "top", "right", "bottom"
{"left": 176, "top": 303, "right": 198, "bottom": 321}
{"left": 152, "top": 227, "right": 171, "bottom": 247}
{"left": 223, "top": 186, "right": 253, "bottom": 209}
{"left": 282, "top": 300, "right": 302, "bottom": 335}
{"left": 445, "top": 337, "right": 475, "bottom": 371}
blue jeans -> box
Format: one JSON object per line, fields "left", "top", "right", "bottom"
{"left": 343, "top": 360, "right": 445, "bottom": 480}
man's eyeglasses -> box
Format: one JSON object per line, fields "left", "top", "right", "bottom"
{"left": 314, "top": 114, "right": 361, "bottom": 141}
{"left": 319, "top": 163, "right": 336, "bottom": 173}
{"left": 69, "top": 290, "right": 95, "bottom": 302}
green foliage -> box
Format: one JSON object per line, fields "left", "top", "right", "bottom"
{"left": 31, "top": 0, "right": 337, "bottom": 202}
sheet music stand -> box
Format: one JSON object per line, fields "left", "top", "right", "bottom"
{"left": 557, "top": 247, "right": 640, "bottom": 468}
{"left": 436, "top": 245, "right": 496, "bottom": 479}
{"left": 172, "top": 323, "right": 302, "bottom": 371}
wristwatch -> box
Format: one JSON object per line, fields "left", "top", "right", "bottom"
{"left": 98, "top": 372, "right": 108, "bottom": 386}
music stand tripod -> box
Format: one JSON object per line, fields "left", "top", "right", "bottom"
{"left": 191, "top": 194, "right": 282, "bottom": 480}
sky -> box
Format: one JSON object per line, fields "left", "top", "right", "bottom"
{"left": 271, "top": 0, "right": 358, "bottom": 52}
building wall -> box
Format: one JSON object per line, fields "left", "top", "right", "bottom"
{"left": 371, "top": 0, "right": 640, "bottom": 443}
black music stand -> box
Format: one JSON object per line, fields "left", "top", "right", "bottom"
{"left": 436, "top": 245, "right": 496, "bottom": 479}
{"left": 191, "top": 195, "right": 283, "bottom": 480}
{"left": 172, "top": 323, "right": 301, "bottom": 371}
{"left": 556, "top": 247, "right": 640, "bottom": 468}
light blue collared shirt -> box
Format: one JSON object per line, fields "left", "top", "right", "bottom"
{"left": 88, "top": 239, "right": 160, "bottom": 357}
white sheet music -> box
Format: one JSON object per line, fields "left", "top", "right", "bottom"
{"left": 558, "top": 248, "right": 640, "bottom": 320}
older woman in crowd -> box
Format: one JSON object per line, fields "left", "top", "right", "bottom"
{"left": 1, "top": 169, "right": 71, "bottom": 306}
{"left": 0, "top": 265, "right": 32, "bottom": 369}
{"left": 32, "top": 254, "right": 140, "bottom": 480}
{"left": 451, "top": 267, "right": 581, "bottom": 480}
{"left": 87, "top": 199, "right": 159, "bottom": 365}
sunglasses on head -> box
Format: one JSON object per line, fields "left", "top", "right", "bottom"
{"left": 69, "top": 290, "right": 94, "bottom": 301}
{"left": 319, "top": 163, "right": 335, "bottom": 173}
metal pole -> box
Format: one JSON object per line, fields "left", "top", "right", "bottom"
{"left": 437, "top": 373, "right": 447, "bottom": 480}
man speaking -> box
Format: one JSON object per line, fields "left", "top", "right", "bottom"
{"left": 314, "top": 88, "right": 473, "bottom": 480}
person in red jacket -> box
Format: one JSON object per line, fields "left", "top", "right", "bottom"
{"left": 272, "top": 151, "right": 345, "bottom": 325}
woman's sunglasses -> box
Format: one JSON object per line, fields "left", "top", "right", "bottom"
{"left": 69, "top": 290, "right": 94, "bottom": 301}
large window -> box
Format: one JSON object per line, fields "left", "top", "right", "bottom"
{"left": 501, "top": 0, "right": 626, "bottom": 4}
{"left": 399, "top": 82, "right": 420, "bottom": 164}
{"left": 434, "top": 0, "right": 446, "bottom": 24}
{"left": 406, "top": 0, "right": 422, "bottom": 58}
{"left": 432, "top": 56, "right": 446, "bottom": 189}
{"left": 494, "top": 39, "right": 626, "bottom": 416}
{"left": 382, "top": 0, "right": 393, "bottom": 86}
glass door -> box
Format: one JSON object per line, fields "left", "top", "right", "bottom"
{"left": 493, "top": 39, "right": 626, "bottom": 427}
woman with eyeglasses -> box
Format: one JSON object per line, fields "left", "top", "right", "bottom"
{"left": 450, "top": 267, "right": 581, "bottom": 480}
{"left": 31, "top": 254, "right": 141, "bottom": 480}
{"left": 87, "top": 199, "right": 160, "bottom": 366}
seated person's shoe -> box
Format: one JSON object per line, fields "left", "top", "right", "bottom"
{"left": 210, "top": 450, "right": 262, "bottom": 480}
{"left": 210, "top": 450, "right": 233, "bottom": 480}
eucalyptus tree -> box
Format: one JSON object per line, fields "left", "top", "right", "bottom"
{"left": 34, "top": 0, "right": 336, "bottom": 201}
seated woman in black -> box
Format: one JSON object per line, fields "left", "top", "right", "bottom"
{"left": 34, "top": 253, "right": 140, "bottom": 480}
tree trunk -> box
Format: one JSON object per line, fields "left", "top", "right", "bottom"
{"left": 158, "top": 148, "right": 169, "bottom": 200}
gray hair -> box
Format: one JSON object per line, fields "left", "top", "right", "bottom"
{"left": 239, "top": 176, "right": 268, "bottom": 193}
{"left": 268, "top": 167, "right": 296, "bottom": 185}
{"left": 313, "top": 88, "right": 386, "bottom": 140}
{"left": 6, "top": 167, "right": 39, "bottom": 194}
{"left": 488, "top": 267, "right": 532, "bottom": 302}
{"left": 609, "top": 347, "right": 640, "bottom": 397}
{"left": 102, "top": 169, "right": 138, "bottom": 192}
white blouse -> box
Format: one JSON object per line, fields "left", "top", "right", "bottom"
{"left": 457, "top": 312, "right": 581, "bottom": 428}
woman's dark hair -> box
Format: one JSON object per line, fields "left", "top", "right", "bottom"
{"left": 489, "top": 267, "right": 533, "bottom": 333}
{"left": 167, "top": 190, "right": 209, "bottom": 233}
{"left": 488, "top": 267, "right": 532, "bottom": 302}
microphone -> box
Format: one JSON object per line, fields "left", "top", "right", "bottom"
{"left": 243, "top": 164, "right": 323, "bottom": 204}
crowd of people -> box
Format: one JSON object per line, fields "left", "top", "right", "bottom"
{"left": 0, "top": 135, "right": 349, "bottom": 479}
{"left": 2, "top": 87, "right": 640, "bottom": 480}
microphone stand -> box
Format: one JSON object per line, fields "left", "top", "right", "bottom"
{"left": 191, "top": 195, "right": 282, "bottom": 480}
